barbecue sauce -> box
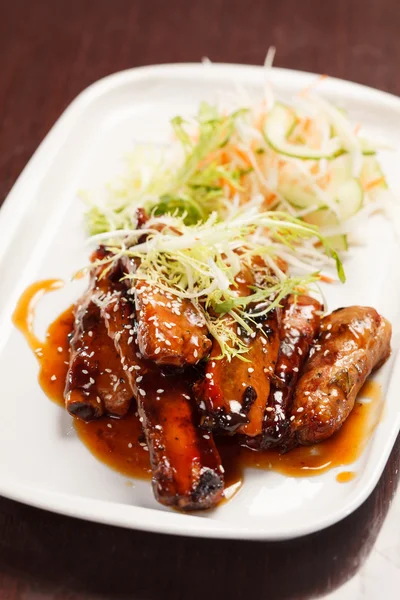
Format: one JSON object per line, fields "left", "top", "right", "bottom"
{"left": 13, "top": 280, "right": 384, "bottom": 492}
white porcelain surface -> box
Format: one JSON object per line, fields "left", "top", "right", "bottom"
{"left": 0, "top": 63, "right": 399, "bottom": 541}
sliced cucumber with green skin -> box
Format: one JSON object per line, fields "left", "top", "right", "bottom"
{"left": 304, "top": 208, "right": 348, "bottom": 251}
{"left": 278, "top": 157, "right": 362, "bottom": 215}
{"left": 264, "top": 104, "right": 342, "bottom": 159}
{"left": 360, "top": 156, "right": 388, "bottom": 190}
{"left": 278, "top": 177, "right": 319, "bottom": 209}
{"left": 335, "top": 178, "right": 363, "bottom": 221}
{"left": 264, "top": 103, "right": 376, "bottom": 160}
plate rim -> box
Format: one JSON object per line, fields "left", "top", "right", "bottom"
{"left": 1, "top": 62, "right": 400, "bottom": 540}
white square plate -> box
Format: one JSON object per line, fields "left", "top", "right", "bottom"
{"left": 0, "top": 63, "right": 400, "bottom": 540}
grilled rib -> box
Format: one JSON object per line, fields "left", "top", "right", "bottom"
{"left": 290, "top": 306, "right": 391, "bottom": 445}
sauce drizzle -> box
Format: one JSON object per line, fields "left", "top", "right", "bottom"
{"left": 13, "top": 279, "right": 385, "bottom": 491}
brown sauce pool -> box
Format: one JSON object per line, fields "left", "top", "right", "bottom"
{"left": 13, "top": 280, "right": 384, "bottom": 493}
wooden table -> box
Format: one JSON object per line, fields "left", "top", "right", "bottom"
{"left": 1, "top": 1, "right": 399, "bottom": 598}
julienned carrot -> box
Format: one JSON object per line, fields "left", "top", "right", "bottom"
{"left": 319, "top": 274, "right": 334, "bottom": 284}
{"left": 364, "top": 177, "right": 385, "bottom": 191}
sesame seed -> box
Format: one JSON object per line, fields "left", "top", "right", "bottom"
{"left": 154, "top": 348, "right": 161, "bottom": 355}
{"left": 297, "top": 407, "right": 304, "bottom": 413}
{"left": 107, "top": 423, "right": 112, "bottom": 429}
{"left": 205, "top": 373, "right": 212, "bottom": 380}
{"left": 248, "top": 367, "right": 254, "bottom": 373}
{"left": 57, "top": 346, "right": 63, "bottom": 353}
{"left": 203, "top": 435, "right": 210, "bottom": 440}
{"left": 88, "top": 331, "right": 93, "bottom": 337}
{"left": 138, "top": 389, "right": 146, "bottom": 396}
{"left": 193, "top": 349, "right": 198, "bottom": 358}
{"left": 156, "top": 389, "right": 164, "bottom": 394}
{"left": 136, "top": 376, "right": 143, "bottom": 383}
{"left": 96, "top": 396, "right": 101, "bottom": 404}
{"left": 50, "top": 375, "right": 57, "bottom": 381}
{"left": 182, "top": 394, "right": 191, "bottom": 400}
{"left": 89, "top": 377, "right": 95, "bottom": 384}
{"left": 82, "top": 369, "right": 89, "bottom": 375}
{"left": 128, "top": 443, "right": 133, "bottom": 448}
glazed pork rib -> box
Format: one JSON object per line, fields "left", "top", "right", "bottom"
{"left": 290, "top": 306, "right": 392, "bottom": 445}
{"left": 101, "top": 291, "right": 224, "bottom": 510}
{"left": 135, "top": 280, "right": 211, "bottom": 366}
{"left": 120, "top": 255, "right": 212, "bottom": 367}
{"left": 194, "top": 310, "right": 280, "bottom": 436}
{"left": 64, "top": 253, "right": 132, "bottom": 421}
{"left": 246, "top": 294, "right": 322, "bottom": 449}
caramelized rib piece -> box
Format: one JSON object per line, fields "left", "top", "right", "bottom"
{"left": 64, "top": 251, "right": 132, "bottom": 421}
{"left": 134, "top": 281, "right": 211, "bottom": 366}
{"left": 101, "top": 292, "right": 224, "bottom": 510}
{"left": 194, "top": 310, "right": 280, "bottom": 436}
{"left": 290, "top": 306, "right": 391, "bottom": 445}
{"left": 246, "top": 295, "right": 322, "bottom": 449}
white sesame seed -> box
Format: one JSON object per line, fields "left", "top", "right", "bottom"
{"left": 157, "top": 389, "right": 164, "bottom": 394}
{"left": 96, "top": 396, "right": 101, "bottom": 404}
{"left": 138, "top": 389, "right": 146, "bottom": 396}
{"left": 107, "top": 423, "right": 112, "bottom": 429}
{"left": 90, "top": 377, "right": 95, "bottom": 384}
{"left": 128, "top": 443, "right": 133, "bottom": 449}
{"left": 205, "top": 373, "right": 212, "bottom": 380}
{"left": 203, "top": 435, "right": 210, "bottom": 440}
{"left": 248, "top": 367, "right": 254, "bottom": 373}
{"left": 136, "top": 376, "right": 143, "bottom": 383}
{"left": 297, "top": 407, "right": 304, "bottom": 413}
{"left": 88, "top": 331, "right": 93, "bottom": 338}
{"left": 154, "top": 347, "right": 161, "bottom": 355}
{"left": 50, "top": 375, "right": 57, "bottom": 381}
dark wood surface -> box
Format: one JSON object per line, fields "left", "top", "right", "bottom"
{"left": 1, "top": 1, "right": 399, "bottom": 598}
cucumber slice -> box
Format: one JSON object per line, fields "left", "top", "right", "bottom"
{"left": 278, "top": 156, "right": 357, "bottom": 212}
{"left": 265, "top": 104, "right": 376, "bottom": 160}
{"left": 304, "top": 208, "right": 348, "bottom": 251}
{"left": 360, "top": 156, "right": 388, "bottom": 191}
{"left": 264, "top": 104, "right": 342, "bottom": 160}
{"left": 278, "top": 177, "right": 319, "bottom": 209}
{"left": 335, "top": 178, "right": 363, "bottom": 220}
